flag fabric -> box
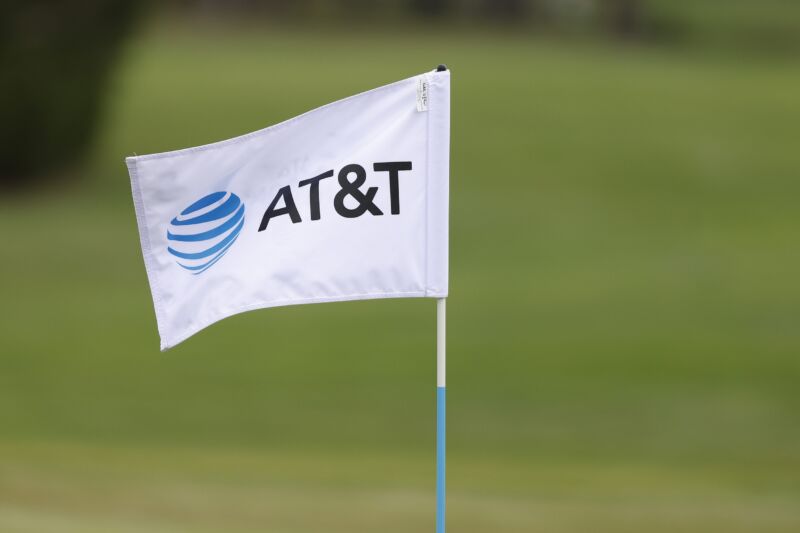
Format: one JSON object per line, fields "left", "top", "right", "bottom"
{"left": 126, "top": 70, "right": 450, "bottom": 350}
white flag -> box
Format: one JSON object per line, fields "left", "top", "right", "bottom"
{"left": 126, "top": 70, "right": 449, "bottom": 350}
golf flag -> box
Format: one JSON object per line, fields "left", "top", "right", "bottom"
{"left": 126, "top": 69, "right": 450, "bottom": 350}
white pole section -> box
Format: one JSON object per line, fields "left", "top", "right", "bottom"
{"left": 437, "top": 298, "right": 446, "bottom": 387}
{"left": 436, "top": 297, "right": 446, "bottom": 533}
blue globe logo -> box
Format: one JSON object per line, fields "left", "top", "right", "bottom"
{"left": 167, "top": 191, "right": 245, "bottom": 274}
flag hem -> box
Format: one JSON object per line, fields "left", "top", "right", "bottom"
{"left": 125, "top": 73, "right": 425, "bottom": 164}
{"left": 425, "top": 70, "right": 450, "bottom": 298}
{"left": 160, "top": 289, "right": 446, "bottom": 351}
{"left": 126, "top": 157, "right": 170, "bottom": 349}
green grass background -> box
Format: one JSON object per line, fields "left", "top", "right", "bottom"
{"left": 1, "top": 18, "right": 799, "bottom": 532}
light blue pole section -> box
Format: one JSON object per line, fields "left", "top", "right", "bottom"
{"left": 436, "top": 298, "right": 446, "bottom": 533}
{"left": 436, "top": 385, "right": 446, "bottom": 533}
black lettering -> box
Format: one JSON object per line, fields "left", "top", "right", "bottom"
{"left": 258, "top": 185, "right": 301, "bottom": 231}
{"left": 333, "top": 164, "right": 383, "bottom": 218}
{"left": 373, "top": 161, "right": 411, "bottom": 215}
{"left": 298, "top": 170, "right": 334, "bottom": 221}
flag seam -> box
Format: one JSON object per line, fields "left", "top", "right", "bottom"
{"left": 424, "top": 74, "right": 432, "bottom": 296}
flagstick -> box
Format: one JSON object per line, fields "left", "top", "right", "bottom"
{"left": 436, "top": 298, "right": 446, "bottom": 533}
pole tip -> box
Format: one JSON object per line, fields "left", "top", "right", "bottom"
{"left": 436, "top": 64, "right": 448, "bottom": 72}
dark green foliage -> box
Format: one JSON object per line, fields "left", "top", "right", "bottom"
{"left": 0, "top": 0, "right": 141, "bottom": 189}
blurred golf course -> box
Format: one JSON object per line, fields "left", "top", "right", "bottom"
{"left": 1, "top": 14, "right": 799, "bottom": 532}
